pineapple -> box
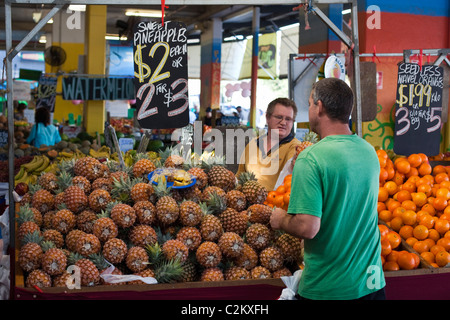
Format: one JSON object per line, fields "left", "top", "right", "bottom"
{"left": 245, "top": 223, "right": 272, "bottom": 251}
{"left": 72, "top": 175, "right": 91, "bottom": 195}
{"left": 75, "top": 233, "right": 101, "bottom": 257}
{"left": 180, "top": 259, "right": 198, "bottom": 282}
{"left": 218, "top": 232, "right": 244, "bottom": 258}
{"left": 225, "top": 266, "right": 250, "bottom": 280}
{"left": 160, "top": 146, "right": 185, "bottom": 168}
{"left": 42, "top": 229, "right": 64, "bottom": 248}
{"left": 110, "top": 202, "right": 136, "bottom": 228}
{"left": 133, "top": 200, "right": 157, "bottom": 225}
{"left": 131, "top": 181, "right": 154, "bottom": 203}
{"left": 200, "top": 267, "right": 224, "bottom": 281}
{"left": 110, "top": 175, "right": 134, "bottom": 203}
{"left": 195, "top": 241, "right": 222, "bottom": 268}
{"left": 129, "top": 224, "right": 157, "bottom": 248}
{"left": 93, "top": 214, "right": 119, "bottom": 243}
{"left": 199, "top": 214, "right": 223, "bottom": 242}
{"left": 202, "top": 186, "right": 227, "bottom": 204}
{"left": 250, "top": 266, "right": 272, "bottom": 279}
{"left": 294, "top": 131, "right": 319, "bottom": 158}
{"left": 65, "top": 229, "right": 86, "bottom": 252}
{"left": 52, "top": 209, "right": 76, "bottom": 234}
{"left": 102, "top": 238, "right": 128, "bottom": 264}
{"left": 38, "top": 172, "right": 58, "bottom": 193}
{"left": 109, "top": 171, "right": 130, "bottom": 184}
{"left": 237, "top": 171, "right": 268, "bottom": 205}
{"left": 132, "top": 158, "right": 156, "bottom": 179}
{"left": 259, "top": 246, "right": 284, "bottom": 272}
{"left": 179, "top": 186, "right": 203, "bottom": 203}
{"left": 88, "top": 189, "right": 112, "bottom": 213}
{"left": 247, "top": 204, "right": 272, "bottom": 225}
{"left": 17, "top": 205, "right": 41, "bottom": 241}
{"left": 64, "top": 185, "right": 88, "bottom": 213}
{"left": 18, "top": 231, "right": 43, "bottom": 272}
{"left": 162, "top": 239, "right": 189, "bottom": 263}
{"left": 74, "top": 156, "right": 105, "bottom": 181}
{"left": 176, "top": 226, "right": 202, "bottom": 251}
{"left": 29, "top": 207, "right": 43, "bottom": 228}
{"left": 201, "top": 156, "right": 236, "bottom": 192}
{"left": 128, "top": 268, "right": 156, "bottom": 285}
{"left": 40, "top": 241, "right": 67, "bottom": 276}
{"left": 275, "top": 233, "right": 303, "bottom": 263}
{"left": 179, "top": 200, "right": 203, "bottom": 227}
{"left": 219, "top": 208, "right": 248, "bottom": 235}
{"left": 226, "top": 190, "right": 247, "bottom": 212}
{"left": 126, "top": 246, "right": 149, "bottom": 273}
{"left": 68, "top": 252, "right": 100, "bottom": 286}
{"left": 234, "top": 244, "right": 258, "bottom": 271}
{"left": 53, "top": 272, "right": 72, "bottom": 288}
{"left": 272, "top": 267, "right": 292, "bottom": 278}
{"left": 91, "top": 177, "right": 112, "bottom": 192}
{"left": 25, "top": 269, "right": 52, "bottom": 288}
{"left": 76, "top": 209, "right": 97, "bottom": 233}
{"left": 31, "top": 187, "right": 55, "bottom": 213}
{"left": 42, "top": 211, "right": 56, "bottom": 230}
{"left": 154, "top": 178, "right": 179, "bottom": 226}
{"left": 186, "top": 167, "right": 208, "bottom": 189}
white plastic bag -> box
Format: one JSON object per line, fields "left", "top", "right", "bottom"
{"left": 274, "top": 158, "right": 294, "bottom": 190}
{"left": 278, "top": 269, "right": 302, "bottom": 300}
{"left": 100, "top": 263, "right": 158, "bottom": 285}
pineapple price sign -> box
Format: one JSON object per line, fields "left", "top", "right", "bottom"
{"left": 394, "top": 63, "right": 444, "bottom": 156}
{"left": 133, "top": 21, "right": 189, "bottom": 129}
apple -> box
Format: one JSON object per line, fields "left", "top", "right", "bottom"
{"left": 15, "top": 182, "right": 29, "bottom": 196}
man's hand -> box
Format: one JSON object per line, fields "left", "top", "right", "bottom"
{"left": 270, "top": 207, "right": 288, "bottom": 230}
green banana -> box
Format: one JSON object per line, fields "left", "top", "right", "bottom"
{"left": 21, "top": 156, "right": 40, "bottom": 171}
{"left": 32, "top": 156, "right": 50, "bottom": 174}
{"left": 14, "top": 166, "right": 26, "bottom": 181}
{"left": 14, "top": 170, "right": 29, "bottom": 185}
{"left": 25, "top": 156, "right": 45, "bottom": 173}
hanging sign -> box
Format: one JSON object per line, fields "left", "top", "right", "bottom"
{"left": 394, "top": 63, "right": 444, "bottom": 156}
{"left": 62, "top": 77, "right": 135, "bottom": 101}
{"left": 36, "top": 76, "right": 57, "bottom": 112}
{"left": 133, "top": 20, "right": 189, "bottom": 129}
{"left": 324, "top": 55, "right": 345, "bottom": 80}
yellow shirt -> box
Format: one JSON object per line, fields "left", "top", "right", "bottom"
{"left": 236, "top": 133, "right": 301, "bottom": 191}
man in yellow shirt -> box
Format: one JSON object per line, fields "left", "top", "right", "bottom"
{"left": 236, "top": 98, "right": 301, "bottom": 191}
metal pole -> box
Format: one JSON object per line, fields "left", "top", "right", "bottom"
{"left": 4, "top": 0, "right": 15, "bottom": 299}
{"left": 351, "top": 0, "right": 362, "bottom": 137}
{"left": 249, "top": 6, "right": 260, "bottom": 128}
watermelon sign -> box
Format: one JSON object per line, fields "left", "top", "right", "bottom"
{"left": 132, "top": 21, "right": 189, "bottom": 129}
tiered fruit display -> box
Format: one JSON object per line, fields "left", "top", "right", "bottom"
{"left": 17, "top": 150, "right": 303, "bottom": 289}
{"left": 377, "top": 150, "right": 450, "bottom": 269}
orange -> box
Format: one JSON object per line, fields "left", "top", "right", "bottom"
{"left": 390, "top": 216, "right": 404, "bottom": 232}
{"left": 393, "top": 172, "right": 405, "bottom": 186}
{"left": 418, "top": 153, "right": 429, "bottom": 163}
{"left": 427, "top": 229, "right": 441, "bottom": 242}
{"left": 387, "top": 199, "right": 401, "bottom": 212}
{"left": 440, "top": 180, "right": 450, "bottom": 190}
{"left": 275, "top": 185, "right": 286, "bottom": 195}
{"left": 377, "top": 149, "right": 388, "bottom": 160}
{"left": 384, "top": 181, "right": 398, "bottom": 196}
{"left": 380, "top": 239, "right": 392, "bottom": 256}
{"left": 435, "top": 172, "right": 449, "bottom": 184}
{"left": 283, "top": 192, "right": 290, "bottom": 206}
{"left": 406, "top": 237, "right": 418, "bottom": 247}
{"left": 435, "top": 251, "right": 450, "bottom": 267}
{"left": 401, "top": 210, "right": 417, "bottom": 226}
{"left": 383, "top": 261, "right": 400, "bottom": 271}
{"left": 378, "top": 156, "right": 387, "bottom": 169}
{"left": 417, "top": 183, "right": 432, "bottom": 197}
{"left": 432, "top": 197, "right": 448, "bottom": 211}
{"left": 399, "top": 225, "right": 414, "bottom": 239}
{"left": 407, "top": 154, "right": 423, "bottom": 168}
{"left": 433, "top": 164, "right": 447, "bottom": 175}
{"left": 421, "top": 203, "right": 437, "bottom": 216}
{"left": 423, "top": 174, "right": 436, "bottom": 185}
{"left": 283, "top": 174, "right": 292, "bottom": 184}
{"left": 435, "top": 187, "right": 450, "bottom": 200}
{"left": 378, "top": 187, "right": 389, "bottom": 202}
{"left": 413, "top": 240, "right": 429, "bottom": 254}
{"left": 273, "top": 194, "right": 284, "bottom": 208}
{"left": 401, "top": 200, "right": 417, "bottom": 211}
{"left": 442, "top": 206, "right": 450, "bottom": 218}
{"left": 378, "top": 224, "right": 390, "bottom": 239}
{"left": 401, "top": 181, "right": 416, "bottom": 193}
{"left": 418, "top": 162, "right": 432, "bottom": 176}
{"left": 411, "top": 192, "right": 427, "bottom": 207}
{"left": 436, "top": 237, "right": 450, "bottom": 251}
{"left": 430, "top": 244, "right": 446, "bottom": 256}
{"left": 421, "top": 252, "right": 435, "bottom": 264}
{"left": 397, "top": 251, "right": 417, "bottom": 270}
{"left": 395, "top": 159, "right": 411, "bottom": 174}
{"left": 392, "top": 206, "right": 407, "bottom": 218}
{"left": 445, "top": 230, "right": 450, "bottom": 239}
{"left": 379, "top": 168, "right": 389, "bottom": 182}
{"left": 435, "top": 218, "right": 450, "bottom": 235}
{"left": 386, "top": 166, "right": 395, "bottom": 181}
{"left": 423, "top": 238, "right": 436, "bottom": 249}
{"left": 413, "top": 224, "right": 429, "bottom": 240}
{"left": 378, "top": 210, "right": 392, "bottom": 223}
{"left": 419, "top": 214, "right": 435, "bottom": 229}
{"left": 386, "top": 250, "right": 400, "bottom": 262}
{"left": 406, "top": 167, "right": 419, "bottom": 178}
{"left": 377, "top": 201, "right": 387, "bottom": 213}
{"left": 387, "top": 231, "right": 401, "bottom": 249}
{"left": 266, "top": 191, "right": 278, "bottom": 204}
{"left": 396, "top": 190, "right": 411, "bottom": 203}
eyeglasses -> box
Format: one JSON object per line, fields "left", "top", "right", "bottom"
{"left": 271, "top": 114, "right": 294, "bottom": 123}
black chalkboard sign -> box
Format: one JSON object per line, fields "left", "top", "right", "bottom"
{"left": 36, "top": 76, "right": 57, "bottom": 112}
{"left": 394, "top": 63, "right": 444, "bottom": 156}
{"left": 133, "top": 20, "right": 189, "bottom": 129}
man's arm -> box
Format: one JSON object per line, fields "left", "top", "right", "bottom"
{"left": 270, "top": 208, "right": 320, "bottom": 240}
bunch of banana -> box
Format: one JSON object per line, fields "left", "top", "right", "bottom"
{"left": 14, "top": 155, "right": 50, "bottom": 186}
{"left": 89, "top": 146, "right": 111, "bottom": 159}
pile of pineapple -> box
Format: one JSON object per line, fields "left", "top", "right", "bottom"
{"left": 17, "top": 149, "right": 303, "bottom": 289}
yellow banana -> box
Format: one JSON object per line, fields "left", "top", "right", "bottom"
{"left": 21, "top": 156, "right": 40, "bottom": 171}
{"left": 59, "top": 151, "right": 75, "bottom": 158}
{"left": 32, "top": 156, "right": 50, "bottom": 174}
{"left": 14, "top": 166, "right": 26, "bottom": 181}
{"left": 14, "top": 170, "right": 29, "bottom": 186}
{"left": 24, "top": 156, "right": 44, "bottom": 173}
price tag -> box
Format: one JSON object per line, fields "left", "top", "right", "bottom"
{"left": 118, "top": 138, "right": 135, "bottom": 153}
{"left": 394, "top": 63, "right": 444, "bottom": 156}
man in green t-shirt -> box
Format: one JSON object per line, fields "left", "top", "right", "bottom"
{"left": 270, "top": 78, "right": 386, "bottom": 300}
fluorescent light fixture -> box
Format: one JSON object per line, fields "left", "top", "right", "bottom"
{"left": 279, "top": 22, "right": 299, "bottom": 31}
{"left": 47, "top": 18, "right": 53, "bottom": 24}
{"left": 125, "top": 9, "right": 162, "bottom": 18}
{"left": 105, "top": 34, "right": 128, "bottom": 41}
{"left": 342, "top": 9, "right": 351, "bottom": 15}
{"left": 39, "top": 35, "right": 46, "bottom": 43}
{"left": 224, "top": 35, "right": 244, "bottom": 42}
{"left": 68, "top": 5, "right": 86, "bottom": 12}
{"left": 187, "top": 38, "right": 200, "bottom": 44}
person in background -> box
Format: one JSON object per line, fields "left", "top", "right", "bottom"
{"left": 14, "top": 102, "right": 28, "bottom": 121}
{"left": 236, "top": 97, "right": 301, "bottom": 191}
{"left": 26, "top": 107, "right": 61, "bottom": 148}
{"left": 204, "top": 107, "right": 212, "bottom": 126}
{"left": 270, "top": 78, "right": 385, "bottom": 300}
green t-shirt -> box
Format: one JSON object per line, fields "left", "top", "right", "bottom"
{"left": 288, "top": 134, "right": 385, "bottom": 300}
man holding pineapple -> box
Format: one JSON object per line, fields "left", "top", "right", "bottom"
{"left": 235, "top": 98, "right": 302, "bottom": 191}
{"left": 270, "top": 78, "right": 386, "bottom": 300}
